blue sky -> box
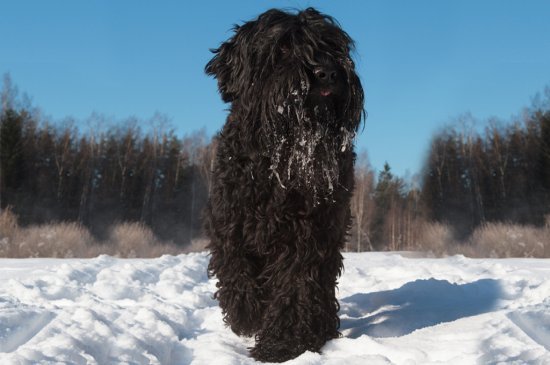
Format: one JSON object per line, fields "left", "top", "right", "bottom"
{"left": 1, "top": 0, "right": 549, "bottom": 177}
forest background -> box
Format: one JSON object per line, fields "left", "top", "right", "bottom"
{"left": 1, "top": 75, "right": 550, "bottom": 258}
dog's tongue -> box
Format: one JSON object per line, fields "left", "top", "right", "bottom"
{"left": 320, "top": 90, "right": 332, "bottom": 97}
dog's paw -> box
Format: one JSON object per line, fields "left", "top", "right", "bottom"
{"left": 250, "top": 338, "right": 319, "bottom": 363}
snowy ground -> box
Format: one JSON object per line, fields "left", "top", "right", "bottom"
{"left": 0, "top": 252, "right": 549, "bottom": 365}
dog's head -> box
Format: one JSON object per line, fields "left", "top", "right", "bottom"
{"left": 206, "top": 8, "right": 364, "bottom": 201}
{"left": 206, "top": 8, "right": 363, "bottom": 124}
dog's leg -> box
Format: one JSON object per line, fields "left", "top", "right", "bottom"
{"left": 208, "top": 239, "right": 265, "bottom": 337}
{"left": 250, "top": 248, "right": 343, "bottom": 362}
{"left": 205, "top": 141, "right": 268, "bottom": 337}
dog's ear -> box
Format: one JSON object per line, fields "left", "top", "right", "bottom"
{"left": 205, "top": 38, "right": 237, "bottom": 103}
{"left": 205, "top": 23, "right": 255, "bottom": 103}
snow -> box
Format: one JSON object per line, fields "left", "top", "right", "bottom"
{"left": 0, "top": 252, "right": 549, "bottom": 364}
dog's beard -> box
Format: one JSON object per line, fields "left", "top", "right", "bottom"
{"left": 265, "top": 85, "right": 355, "bottom": 204}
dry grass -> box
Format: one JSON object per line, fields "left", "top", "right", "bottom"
{"left": 468, "top": 222, "right": 549, "bottom": 258}
{"left": 106, "top": 222, "right": 181, "bottom": 258}
{"left": 0, "top": 207, "right": 20, "bottom": 257}
{"left": 409, "top": 221, "right": 477, "bottom": 257}
{"left": 2, "top": 206, "right": 549, "bottom": 258}
{"left": 0, "top": 206, "right": 18, "bottom": 239}
{"left": 411, "top": 221, "right": 550, "bottom": 258}
{"left": 412, "top": 222, "right": 458, "bottom": 254}
{"left": 183, "top": 238, "right": 209, "bottom": 253}
{"left": 0, "top": 211, "right": 206, "bottom": 258}
{"left": 14, "top": 222, "right": 96, "bottom": 258}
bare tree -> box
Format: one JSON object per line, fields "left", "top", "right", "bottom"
{"left": 350, "top": 152, "right": 374, "bottom": 251}
{"left": 197, "top": 136, "right": 217, "bottom": 195}
{"left": 116, "top": 119, "right": 140, "bottom": 201}
{"left": 78, "top": 113, "right": 106, "bottom": 224}
{"left": 54, "top": 119, "right": 76, "bottom": 201}
{"left": 141, "top": 113, "right": 170, "bottom": 224}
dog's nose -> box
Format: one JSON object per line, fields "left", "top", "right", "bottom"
{"left": 314, "top": 67, "right": 338, "bottom": 84}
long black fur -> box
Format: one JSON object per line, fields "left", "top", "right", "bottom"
{"left": 204, "top": 8, "right": 364, "bottom": 362}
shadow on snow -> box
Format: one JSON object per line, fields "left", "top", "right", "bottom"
{"left": 340, "top": 278, "right": 502, "bottom": 338}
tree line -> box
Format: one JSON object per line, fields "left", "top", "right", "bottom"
{"left": 1, "top": 75, "right": 214, "bottom": 244}
{"left": 347, "top": 89, "right": 550, "bottom": 251}
{"left": 1, "top": 74, "right": 550, "bottom": 250}
{"left": 422, "top": 109, "right": 550, "bottom": 239}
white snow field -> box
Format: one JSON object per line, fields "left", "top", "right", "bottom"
{"left": 0, "top": 252, "right": 549, "bottom": 365}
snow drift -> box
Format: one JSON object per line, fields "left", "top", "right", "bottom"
{"left": 0, "top": 252, "right": 549, "bottom": 364}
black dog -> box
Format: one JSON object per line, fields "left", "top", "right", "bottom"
{"left": 205, "top": 7, "right": 363, "bottom": 362}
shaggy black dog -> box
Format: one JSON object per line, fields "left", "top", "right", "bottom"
{"left": 205, "top": 7, "right": 364, "bottom": 362}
